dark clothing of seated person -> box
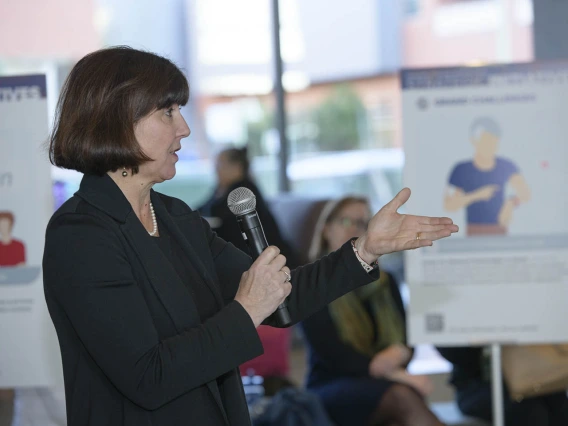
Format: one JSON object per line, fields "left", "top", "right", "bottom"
{"left": 437, "top": 346, "right": 568, "bottom": 426}
{"left": 300, "top": 197, "right": 444, "bottom": 426}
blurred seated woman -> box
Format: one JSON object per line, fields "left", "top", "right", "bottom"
{"left": 301, "top": 196, "right": 443, "bottom": 426}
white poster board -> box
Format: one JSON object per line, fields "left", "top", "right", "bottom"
{"left": 0, "top": 75, "right": 62, "bottom": 387}
{"left": 402, "top": 63, "right": 568, "bottom": 346}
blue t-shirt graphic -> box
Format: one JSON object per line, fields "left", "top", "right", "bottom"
{"left": 448, "top": 157, "right": 519, "bottom": 225}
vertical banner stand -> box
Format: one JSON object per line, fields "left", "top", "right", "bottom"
{"left": 491, "top": 343, "right": 505, "bottom": 426}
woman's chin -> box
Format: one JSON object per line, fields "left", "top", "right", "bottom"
{"left": 164, "top": 168, "right": 177, "bottom": 181}
{"left": 154, "top": 169, "right": 176, "bottom": 183}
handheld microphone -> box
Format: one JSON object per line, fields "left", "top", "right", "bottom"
{"left": 227, "top": 187, "right": 292, "bottom": 327}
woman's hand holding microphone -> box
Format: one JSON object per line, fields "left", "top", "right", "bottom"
{"left": 234, "top": 246, "right": 291, "bottom": 327}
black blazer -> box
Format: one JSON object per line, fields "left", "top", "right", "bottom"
{"left": 43, "top": 174, "right": 377, "bottom": 426}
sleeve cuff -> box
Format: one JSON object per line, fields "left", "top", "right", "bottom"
{"left": 341, "top": 239, "right": 380, "bottom": 283}
{"left": 212, "top": 301, "right": 264, "bottom": 365}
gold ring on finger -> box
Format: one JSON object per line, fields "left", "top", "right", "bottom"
{"left": 416, "top": 232, "right": 421, "bottom": 241}
{"left": 283, "top": 270, "right": 291, "bottom": 282}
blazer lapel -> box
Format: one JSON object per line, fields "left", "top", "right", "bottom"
{"left": 121, "top": 216, "right": 230, "bottom": 425}
{"left": 76, "top": 174, "right": 206, "bottom": 331}
{"left": 151, "top": 192, "right": 225, "bottom": 309}
{"left": 120, "top": 214, "right": 200, "bottom": 331}
{"left": 149, "top": 195, "right": 232, "bottom": 425}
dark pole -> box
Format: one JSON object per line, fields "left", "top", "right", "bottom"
{"left": 271, "top": 0, "right": 290, "bottom": 192}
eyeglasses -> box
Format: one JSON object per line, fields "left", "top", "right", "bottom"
{"left": 333, "top": 217, "right": 369, "bottom": 230}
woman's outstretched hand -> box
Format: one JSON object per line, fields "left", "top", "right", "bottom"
{"left": 355, "top": 188, "right": 459, "bottom": 263}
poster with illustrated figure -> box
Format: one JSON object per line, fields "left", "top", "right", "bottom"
{"left": 0, "top": 75, "right": 62, "bottom": 386}
{"left": 402, "top": 63, "right": 568, "bottom": 345}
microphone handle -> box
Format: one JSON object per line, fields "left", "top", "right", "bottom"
{"left": 236, "top": 212, "right": 292, "bottom": 327}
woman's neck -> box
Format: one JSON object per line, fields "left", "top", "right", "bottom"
{"left": 108, "top": 171, "right": 155, "bottom": 232}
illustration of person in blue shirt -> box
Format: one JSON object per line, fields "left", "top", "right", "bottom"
{"left": 444, "top": 117, "right": 531, "bottom": 236}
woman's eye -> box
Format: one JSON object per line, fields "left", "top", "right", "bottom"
{"left": 165, "top": 108, "right": 174, "bottom": 117}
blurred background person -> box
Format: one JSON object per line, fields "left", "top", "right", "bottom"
{"left": 198, "top": 146, "right": 299, "bottom": 268}
{"left": 199, "top": 146, "right": 300, "bottom": 389}
{"left": 301, "top": 196, "right": 443, "bottom": 426}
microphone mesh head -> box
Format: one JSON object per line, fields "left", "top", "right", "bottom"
{"left": 227, "top": 187, "right": 257, "bottom": 215}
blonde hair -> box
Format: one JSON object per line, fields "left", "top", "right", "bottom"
{"left": 308, "top": 196, "right": 370, "bottom": 262}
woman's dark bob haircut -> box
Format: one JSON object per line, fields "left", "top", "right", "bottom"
{"left": 49, "top": 46, "right": 189, "bottom": 175}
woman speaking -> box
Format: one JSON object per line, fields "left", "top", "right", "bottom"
{"left": 43, "top": 46, "right": 458, "bottom": 426}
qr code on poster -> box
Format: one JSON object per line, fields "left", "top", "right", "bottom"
{"left": 425, "top": 313, "right": 444, "bottom": 333}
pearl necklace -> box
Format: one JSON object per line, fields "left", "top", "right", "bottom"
{"left": 148, "top": 202, "right": 158, "bottom": 236}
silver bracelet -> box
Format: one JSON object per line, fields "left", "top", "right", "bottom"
{"left": 351, "top": 239, "right": 378, "bottom": 273}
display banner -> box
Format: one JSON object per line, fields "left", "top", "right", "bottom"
{"left": 402, "top": 63, "right": 568, "bottom": 345}
{"left": 0, "top": 74, "right": 62, "bottom": 386}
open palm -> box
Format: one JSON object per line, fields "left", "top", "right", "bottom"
{"left": 359, "top": 188, "right": 459, "bottom": 258}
